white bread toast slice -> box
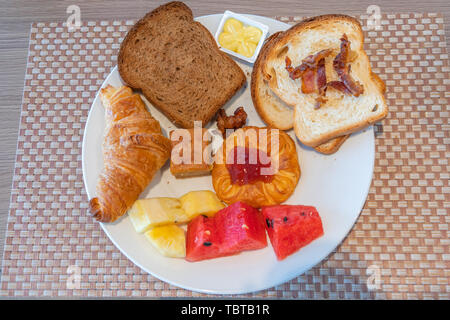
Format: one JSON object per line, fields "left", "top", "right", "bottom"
{"left": 251, "top": 31, "right": 349, "bottom": 154}
{"left": 261, "top": 15, "right": 387, "bottom": 147}
{"left": 251, "top": 32, "right": 294, "bottom": 130}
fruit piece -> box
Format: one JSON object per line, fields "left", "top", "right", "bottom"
{"left": 128, "top": 197, "right": 189, "bottom": 233}
{"left": 179, "top": 190, "right": 225, "bottom": 220}
{"left": 261, "top": 205, "right": 324, "bottom": 260}
{"left": 214, "top": 201, "right": 267, "bottom": 253}
{"left": 185, "top": 215, "right": 223, "bottom": 262}
{"left": 145, "top": 225, "right": 186, "bottom": 258}
{"left": 185, "top": 201, "right": 267, "bottom": 262}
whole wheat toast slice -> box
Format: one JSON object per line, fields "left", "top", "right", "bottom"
{"left": 251, "top": 31, "right": 349, "bottom": 154}
{"left": 118, "top": 2, "right": 246, "bottom": 128}
{"left": 261, "top": 15, "right": 387, "bottom": 147}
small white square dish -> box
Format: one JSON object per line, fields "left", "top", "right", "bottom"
{"left": 214, "top": 10, "right": 269, "bottom": 64}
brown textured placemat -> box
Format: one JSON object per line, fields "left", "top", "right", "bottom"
{"left": 0, "top": 13, "right": 449, "bottom": 299}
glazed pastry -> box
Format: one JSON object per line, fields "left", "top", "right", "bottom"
{"left": 169, "top": 128, "right": 213, "bottom": 178}
{"left": 89, "top": 85, "right": 171, "bottom": 222}
{"left": 212, "top": 126, "right": 300, "bottom": 208}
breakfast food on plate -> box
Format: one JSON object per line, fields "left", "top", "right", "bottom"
{"left": 260, "top": 15, "right": 388, "bottom": 147}
{"left": 128, "top": 190, "right": 224, "bottom": 233}
{"left": 90, "top": 8, "right": 385, "bottom": 266}
{"left": 145, "top": 224, "right": 186, "bottom": 258}
{"left": 128, "top": 197, "right": 188, "bottom": 233}
{"left": 218, "top": 18, "right": 263, "bottom": 58}
{"left": 179, "top": 190, "right": 225, "bottom": 219}
{"left": 212, "top": 126, "right": 300, "bottom": 208}
{"left": 216, "top": 106, "right": 248, "bottom": 137}
{"left": 170, "top": 128, "right": 213, "bottom": 178}
{"left": 186, "top": 201, "right": 267, "bottom": 262}
{"left": 251, "top": 33, "right": 293, "bottom": 131}
{"left": 261, "top": 205, "right": 324, "bottom": 260}
{"left": 118, "top": 1, "right": 246, "bottom": 128}
{"left": 251, "top": 31, "right": 349, "bottom": 154}
{"left": 313, "top": 134, "right": 349, "bottom": 154}
{"left": 89, "top": 85, "right": 171, "bottom": 222}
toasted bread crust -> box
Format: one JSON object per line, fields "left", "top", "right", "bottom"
{"left": 313, "top": 134, "right": 349, "bottom": 154}
{"left": 261, "top": 14, "right": 388, "bottom": 147}
{"left": 193, "top": 21, "right": 246, "bottom": 126}
{"left": 118, "top": 2, "right": 246, "bottom": 129}
{"left": 251, "top": 32, "right": 293, "bottom": 129}
{"left": 118, "top": 2, "right": 192, "bottom": 88}
{"left": 252, "top": 31, "right": 349, "bottom": 154}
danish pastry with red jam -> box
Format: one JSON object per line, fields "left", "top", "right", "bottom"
{"left": 212, "top": 126, "right": 300, "bottom": 208}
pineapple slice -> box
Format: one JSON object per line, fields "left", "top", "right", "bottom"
{"left": 179, "top": 190, "right": 225, "bottom": 219}
{"left": 128, "top": 197, "right": 189, "bottom": 233}
{"left": 145, "top": 225, "right": 186, "bottom": 258}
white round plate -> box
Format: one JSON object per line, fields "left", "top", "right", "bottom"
{"left": 82, "top": 14, "right": 375, "bottom": 295}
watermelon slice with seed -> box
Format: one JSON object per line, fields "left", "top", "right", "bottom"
{"left": 261, "top": 205, "right": 324, "bottom": 260}
{"left": 185, "top": 215, "right": 222, "bottom": 262}
{"left": 186, "top": 202, "right": 267, "bottom": 262}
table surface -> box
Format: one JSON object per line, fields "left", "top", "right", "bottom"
{"left": 0, "top": 0, "right": 449, "bottom": 279}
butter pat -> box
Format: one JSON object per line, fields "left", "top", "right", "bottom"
{"left": 218, "top": 18, "right": 262, "bottom": 58}
{"left": 214, "top": 11, "right": 269, "bottom": 64}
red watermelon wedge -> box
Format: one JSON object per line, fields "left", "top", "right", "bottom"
{"left": 214, "top": 201, "right": 267, "bottom": 253}
{"left": 185, "top": 215, "right": 222, "bottom": 262}
{"left": 261, "top": 205, "right": 324, "bottom": 260}
{"left": 186, "top": 201, "right": 267, "bottom": 262}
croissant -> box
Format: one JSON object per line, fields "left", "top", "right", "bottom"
{"left": 89, "top": 85, "right": 171, "bottom": 222}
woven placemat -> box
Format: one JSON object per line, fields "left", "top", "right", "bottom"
{"left": 0, "top": 13, "right": 448, "bottom": 299}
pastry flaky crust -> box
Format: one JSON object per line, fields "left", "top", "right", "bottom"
{"left": 212, "top": 127, "right": 300, "bottom": 208}
{"left": 89, "top": 85, "right": 171, "bottom": 222}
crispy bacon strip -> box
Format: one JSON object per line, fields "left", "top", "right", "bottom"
{"left": 284, "top": 34, "right": 364, "bottom": 109}
{"left": 216, "top": 107, "right": 247, "bottom": 137}
{"left": 340, "top": 65, "right": 364, "bottom": 96}
{"left": 285, "top": 54, "right": 331, "bottom": 108}
{"left": 316, "top": 58, "right": 327, "bottom": 95}
{"left": 285, "top": 49, "right": 333, "bottom": 81}
{"left": 333, "top": 34, "right": 350, "bottom": 74}
{"left": 314, "top": 58, "right": 329, "bottom": 108}
{"left": 325, "top": 80, "right": 352, "bottom": 95}
{"left": 285, "top": 56, "right": 307, "bottom": 80}
{"left": 333, "top": 34, "right": 364, "bottom": 97}
{"left": 300, "top": 68, "right": 317, "bottom": 94}
{"left": 285, "top": 56, "right": 294, "bottom": 73}
{"left": 301, "top": 58, "right": 328, "bottom": 98}
{"left": 302, "top": 49, "right": 334, "bottom": 68}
